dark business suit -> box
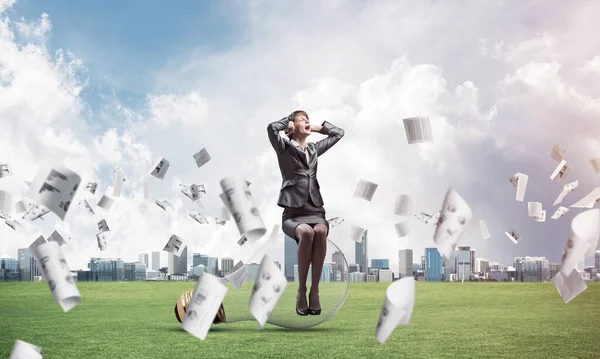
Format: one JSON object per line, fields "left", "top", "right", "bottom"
{"left": 267, "top": 117, "right": 344, "bottom": 239}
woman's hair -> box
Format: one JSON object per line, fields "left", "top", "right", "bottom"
{"left": 286, "top": 110, "right": 309, "bottom": 140}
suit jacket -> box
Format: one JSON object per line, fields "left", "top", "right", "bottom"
{"left": 267, "top": 117, "right": 345, "bottom": 208}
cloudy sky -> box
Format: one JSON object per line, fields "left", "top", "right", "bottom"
{"left": 1, "top": 0, "right": 599, "bottom": 274}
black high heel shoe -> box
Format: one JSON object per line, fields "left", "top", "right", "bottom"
{"left": 296, "top": 294, "right": 309, "bottom": 316}
{"left": 308, "top": 292, "right": 321, "bottom": 316}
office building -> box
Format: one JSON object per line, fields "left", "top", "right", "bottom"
{"left": 355, "top": 230, "right": 368, "bottom": 274}
{"left": 443, "top": 250, "right": 456, "bottom": 281}
{"left": 470, "top": 249, "right": 476, "bottom": 274}
{"left": 151, "top": 252, "right": 160, "bottom": 271}
{"left": 549, "top": 262, "right": 561, "bottom": 279}
{"left": 412, "top": 262, "right": 421, "bottom": 273}
{"left": 192, "top": 253, "right": 209, "bottom": 268}
{"left": 596, "top": 251, "right": 600, "bottom": 270}
{"left": 206, "top": 257, "right": 219, "bottom": 275}
{"left": 475, "top": 258, "right": 490, "bottom": 274}
{"left": 332, "top": 251, "right": 347, "bottom": 281}
{"left": 457, "top": 246, "right": 471, "bottom": 281}
{"left": 221, "top": 257, "right": 234, "bottom": 275}
{"left": 284, "top": 235, "right": 298, "bottom": 281}
{"left": 371, "top": 259, "right": 389, "bottom": 270}
{"left": 138, "top": 253, "right": 149, "bottom": 268}
{"left": 424, "top": 248, "right": 443, "bottom": 282}
{"left": 168, "top": 246, "right": 188, "bottom": 275}
{"left": 514, "top": 256, "right": 550, "bottom": 282}
{"left": 0, "top": 256, "right": 19, "bottom": 281}
{"left": 348, "top": 263, "right": 359, "bottom": 273}
{"left": 89, "top": 258, "right": 125, "bottom": 281}
{"left": 350, "top": 272, "right": 366, "bottom": 282}
{"left": 18, "top": 248, "right": 35, "bottom": 282}
{"left": 124, "top": 262, "right": 146, "bottom": 281}
{"left": 420, "top": 256, "right": 425, "bottom": 272}
{"left": 379, "top": 269, "right": 393, "bottom": 282}
{"left": 398, "top": 249, "right": 413, "bottom": 277}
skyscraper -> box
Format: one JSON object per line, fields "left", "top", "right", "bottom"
{"left": 398, "top": 249, "right": 413, "bottom": 277}
{"left": 514, "top": 256, "right": 550, "bottom": 282}
{"left": 443, "top": 250, "right": 456, "bottom": 281}
{"left": 138, "top": 253, "right": 149, "bottom": 268}
{"left": 151, "top": 252, "right": 160, "bottom": 271}
{"left": 221, "top": 257, "right": 234, "bottom": 275}
{"left": 424, "top": 248, "right": 443, "bottom": 282}
{"left": 475, "top": 258, "right": 490, "bottom": 274}
{"left": 332, "top": 251, "right": 346, "bottom": 281}
{"left": 18, "top": 248, "right": 33, "bottom": 282}
{"left": 355, "top": 230, "right": 368, "bottom": 274}
{"left": 457, "top": 246, "right": 471, "bottom": 282}
{"left": 168, "top": 246, "right": 188, "bottom": 275}
{"left": 284, "top": 235, "right": 297, "bottom": 281}
{"left": 371, "top": 259, "right": 389, "bottom": 270}
{"left": 596, "top": 251, "right": 600, "bottom": 270}
{"left": 470, "top": 249, "right": 476, "bottom": 274}
{"left": 193, "top": 253, "right": 209, "bottom": 268}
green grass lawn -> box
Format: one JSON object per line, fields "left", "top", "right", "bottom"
{"left": 1, "top": 281, "right": 599, "bottom": 359}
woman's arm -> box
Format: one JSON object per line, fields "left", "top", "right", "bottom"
{"left": 312, "top": 121, "right": 345, "bottom": 157}
{"left": 267, "top": 116, "right": 293, "bottom": 155}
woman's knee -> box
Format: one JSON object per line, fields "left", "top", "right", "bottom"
{"left": 295, "top": 224, "right": 314, "bottom": 241}
{"left": 313, "top": 224, "right": 328, "bottom": 238}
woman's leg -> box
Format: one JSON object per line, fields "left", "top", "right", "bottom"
{"left": 295, "top": 224, "right": 314, "bottom": 309}
{"left": 309, "top": 223, "right": 328, "bottom": 309}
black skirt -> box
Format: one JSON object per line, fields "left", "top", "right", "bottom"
{"left": 282, "top": 197, "right": 329, "bottom": 241}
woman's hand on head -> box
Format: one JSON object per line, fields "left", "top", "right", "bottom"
{"left": 286, "top": 120, "right": 295, "bottom": 137}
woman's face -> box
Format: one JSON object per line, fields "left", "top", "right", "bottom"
{"left": 293, "top": 114, "right": 311, "bottom": 138}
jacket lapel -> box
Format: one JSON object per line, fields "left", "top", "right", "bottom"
{"left": 289, "top": 140, "right": 309, "bottom": 167}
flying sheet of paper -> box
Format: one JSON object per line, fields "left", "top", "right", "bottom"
{"left": 249, "top": 255, "right": 288, "bottom": 329}
{"left": 97, "top": 195, "right": 114, "bottom": 210}
{"left": 570, "top": 187, "right": 600, "bottom": 208}
{"left": 394, "top": 221, "right": 409, "bottom": 238}
{"left": 36, "top": 241, "right": 81, "bottom": 312}
{"left": 224, "top": 261, "right": 251, "bottom": 290}
{"left": 590, "top": 157, "right": 600, "bottom": 175}
{"left": 14, "top": 200, "right": 27, "bottom": 213}
{"left": 163, "top": 235, "right": 186, "bottom": 257}
{"left": 112, "top": 168, "right": 125, "bottom": 197}
{"left": 28, "top": 235, "right": 47, "bottom": 260}
{"left": 509, "top": 172, "right": 528, "bottom": 202}
{"left": 0, "top": 211, "right": 10, "bottom": 220}
{"left": 193, "top": 148, "right": 212, "bottom": 168}
{"left": 527, "top": 202, "right": 542, "bottom": 218}
{"left": 552, "top": 206, "right": 570, "bottom": 220}
{"left": 97, "top": 219, "right": 110, "bottom": 233}
{"left": 414, "top": 211, "right": 440, "bottom": 225}
{"left": 350, "top": 224, "right": 366, "bottom": 242}
{"left": 0, "top": 190, "right": 12, "bottom": 212}
{"left": 181, "top": 273, "right": 228, "bottom": 340}
{"left": 150, "top": 158, "right": 170, "bottom": 180}
{"left": 189, "top": 212, "right": 209, "bottom": 224}
{"left": 480, "top": 220, "right": 490, "bottom": 239}
{"left": 85, "top": 181, "right": 98, "bottom": 195}
{"left": 395, "top": 194, "right": 415, "bottom": 216}
{"left": 79, "top": 199, "right": 95, "bottom": 215}
{"left": 553, "top": 180, "right": 578, "bottom": 205}
{"left": 0, "top": 162, "right": 13, "bottom": 179}
{"left": 559, "top": 209, "right": 599, "bottom": 275}
{"left": 433, "top": 188, "right": 473, "bottom": 259}
{"left": 327, "top": 216, "right": 344, "bottom": 228}
{"left": 403, "top": 116, "right": 433, "bottom": 144}
{"left": 143, "top": 181, "right": 149, "bottom": 199}
{"left": 5, "top": 219, "right": 24, "bottom": 231}
{"left": 550, "top": 159, "right": 572, "bottom": 182}
{"left": 220, "top": 175, "right": 266, "bottom": 245}
{"left": 155, "top": 199, "right": 174, "bottom": 211}
{"left": 96, "top": 233, "right": 107, "bottom": 251}
{"left": 552, "top": 268, "right": 587, "bottom": 304}
{"left": 22, "top": 203, "right": 50, "bottom": 221}
{"left": 504, "top": 229, "right": 520, "bottom": 244}
{"left": 375, "top": 277, "right": 415, "bottom": 344}
{"left": 180, "top": 183, "right": 205, "bottom": 202}
{"left": 534, "top": 210, "right": 546, "bottom": 222}
{"left": 25, "top": 165, "right": 81, "bottom": 221}
{"left": 9, "top": 340, "right": 42, "bottom": 359}
{"left": 353, "top": 179, "right": 378, "bottom": 201}
{"left": 47, "top": 230, "right": 67, "bottom": 246}
{"left": 548, "top": 144, "right": 566, "bottom": 162}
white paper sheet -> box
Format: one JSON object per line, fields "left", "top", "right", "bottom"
{"left": 548, "top": 144, "right": 566, "bottom": 162}
{"left": 0, "top": 162, "right": 13, "bottom": 179}
{"left": 559, "top": 209, "right": 598, "bottom": 275}
{"left": 37, "top": 241, "right": 81, "bottom": 312}
{"left": 375, "top": 277, "right": 415, "bottom": 344}
{"left": 163, "top": 235, "right": 186, "bottom": 256}
{"left": 150, "top": 158, "right": 170, "bottom": 180}
{"left": 27, "top": 235, "right": 47, "bottom": 260}
{"left": 533, "top": 210, "right": 546, "bottom": 222}
{"left": 96, "top": 232, "right": 107, "bottom": 251}
{"left": 189, "top": 212, "right": 209, "bottom": 224}
{"left": 554, "top": 180, "right": 578, "bottom": 205}
{"left": 570, "top": 187, "right": 600, "bottom": 208}
{"left": 552, "top": 268, "right": 587, "bottom": 304}
{"left": 504, "top": 229, "right": 520, "bottom": 244}
{"left": 249, "top": 255, "right": 288, "bottom": 329}
{"left": 97, "top": 219, "right": 110, "bottom": 233}
{"left": 414, "top": 211, "right": 440, "bottom": 225}
{"left": 0, "top": 190, "right": 12, "bottom": 212}
{"left": 47, "top": 230, "right": 67, "bottom": 246}
{"left": 155, "top": 199, "right": 174, "bottom": 211}
{"left": 25, "top": 165, "right": 81, "bottom": 221}
{"left": 220, "top": 175, "right": 266, "bottom": 245}
{"left": 14, "top": 200, "right": 27, "bottom": 213}
{"left": 5, "top": 219, "right": 24, "bottom": 231}
{"left": 112, "top": 168, "right": 125, "bottom": 197}
{"left": 395, "top": 194, "right": 415, "bottom": 216}
{"left": 327, "top": 216, "right": 344, "bottom": 228}
{"left": 85, "top": 181, "right": 98, "bottom": 195}
{"left": 193, "top": 148, "right": 212, "bottom": 168}
{"left": 9, "top": 340, "right": 42, "bottom": 359}
{"left": 21, "top": 203, "right": 50, "bottom": 221}
{"left": 590, "top": 157, "right": 600, "bottom": 175}
{"left": 353, "top": 179, "right": 378, "bottom": 201}
{"left": 350, "top": 224, "right": 366, "bottom": 242}
{"left": 224, "top": 261, "right": 251, "bottom": 290}
{"left": 527, "top": 202, "right": 542, "bottom": 218}
{"left": 97, "top": 195, "right": 114, "bottom": 210}
{"left": 394, "top": 221, "right": 409, "bottom": 238}
{"left": 480, "top": 220, "right": 490, "bottom": 239}
{"left": 433, "top": 188, "right": 472, "bottom": 258}
{"left": 180, "top": 183, "right": 205, "bottom": 202}
{"left": 403, "top": 117, "right": 433, "bottom": 144}
{"left": 509, "top": 172, "right": 528, "bottom": 202}
{"left": 181, "top": 272, "right": 228, "bottom": 340}
{"left": 552, "top": 206, "right": 570, "bottom": 220}
{"left": 79, "top": 199, "right": 95, "bottom": 215}
{"left": 550, "top": 159, "right": 572, "bottom": 182}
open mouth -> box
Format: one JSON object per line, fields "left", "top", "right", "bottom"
{"left": 305, "top": 124, "right": 310, "bottom": 130}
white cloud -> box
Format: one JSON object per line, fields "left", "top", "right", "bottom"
{"left": 2, "top": 0, "right": 600, "bottom": 275}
